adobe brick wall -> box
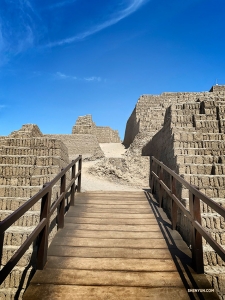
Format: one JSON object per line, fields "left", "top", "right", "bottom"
{"left": 72, "top": 115, "right": 120, "bottom": 143}
{"left": 44, "top": 134, "right": 104, "bottom": 159}
{"left": 123, "top": 86, "right": 225, "bottom": 151}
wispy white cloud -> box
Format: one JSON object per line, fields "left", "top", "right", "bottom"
{"left": 55, "top": 71, "right": 77, "bottom": 80}
{"left": 46, "top": 0, "right": 150, "bottom": 47}
{"left": 0, "top": 0, "right": 43, "bottom": 62}
{"left": 46, "top": 0, "right": 77, "bottom": 10}
{"left": 55, "top": 72, "right": 102, "bottom": 82}
{"left": 84, "top": 77, "right": 101, "bottom": 82}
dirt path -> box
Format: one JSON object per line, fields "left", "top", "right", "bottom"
{"left": 81, "top": 143, "right": 142, "bottom": 192}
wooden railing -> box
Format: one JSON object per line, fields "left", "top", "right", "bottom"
{"left": 150, "top": 156, "right": 225, "bottom": 273}
{"left": 0, "top": 155, "right": 82, "bottom": 284}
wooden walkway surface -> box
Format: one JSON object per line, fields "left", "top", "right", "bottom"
{"left": 23, "top": 191, "right": 217, "bottom": 300}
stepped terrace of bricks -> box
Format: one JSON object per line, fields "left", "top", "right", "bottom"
{"left": 0, "top": 85, "right": 225, "bottom": 299}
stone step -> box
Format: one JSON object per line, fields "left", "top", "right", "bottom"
{"left": 0, "top": 165, "right": 60, "bottom": 177}
{"left": 181, "top": 198, "right": 225, "bottom": 213}
{"left": 174, "top": 132, "right": 225, "bottom": 142}
{"left": 0, "top": 155, "right": 62, "bottom": 166}
{"left": 182, "top": 103, "right": 201, "bottom": 109}
{"left": 173, "top": 108, "right": 200, "bottom": 114}
{"left": 0, "top": 265, "right": 34, "bottom": 290}
{"left": 0, "top": 287, "right": 26, "bottom": 300}
{"left": 194, "top": 114, "right": 217, "bottom": 121}
{"left": 1, "top": 246, "right": 34, "bottom": 270}
{"left": 0, "top": 174, "right": 58, "bottom": 186}
{"left": 3, "top": 226, "right": 35, "bottom": 246}
{"left": 203, "top": 244, "right": 225, "bottom": 267}
{"left": 178, "top": 163, "right": 225, "bottom": 175}
{"left": 175, "top": 148, "right": 225, "bottom": 156}
{"left": 171, "top": 127, "right": 197, "bottom": 132}
{"left": 176, "top": 154, "right": 225, "bottom": 164}
{"left": 0, "top": 186, "right": 41, "bottom": 198}
{"left": 0, "top": 197, "right": 41, "bottom": 211}
{"left": 0, "top": 138, "right": 68, "bottom": 151}
{"left": 174, "top": 140, "right": 225, "bottom": 149}
{"left": 171, "top": 115, "right": 194, "bottom": 123}
{"left": 195, "top": 120, "right": 219, "bottom": 131}
{"left": 182, "top": 174, "right": 225, "bottom": 189}
{"left": 170, "top": 122, "right": 194, "bottom": 128}
{"left": 181, "top": 186, "right": 225, "bottom": 198}
{"left": 0, "top": 146, "right": 68, "bottom": 159}
{"left": 0, "top": 210, "right": 40, "bottom": 226}
{"left": 202, "top": 100, "right": 216, "bottom": 108}
{"left": 201, "top": 213, "right": 225, "bottom": 234}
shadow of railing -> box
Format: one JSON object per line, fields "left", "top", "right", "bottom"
{"left": 144, "top": 189, "right": 219, "bottom": 300}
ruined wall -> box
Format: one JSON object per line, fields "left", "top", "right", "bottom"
{"left": 141, "top": 96, "right": 225, "bottom": 299}
{"left": 0, "top": 124, "right": 70, "bottom": 299}
{"left": 45, "top": 134, "right": 104, "bottom": 160}
{"left": 72, "top": 114, "right": 121, "bottom": 143}
{"left": 124, "top": 86, "right": 225, "bottom": 151}
{"left": 123, "top": 108, "right": 140, "bottom": 148}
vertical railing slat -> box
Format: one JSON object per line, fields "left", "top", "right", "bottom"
{"left": 78, "top": 155, "right": 82, "bottom": 192}
{"left": 170, "top": 175, "right": 178, "bottom": 230}
{"left": 36, "top": 183, "right": 52, "bottom": 270}
{"left": 58, "top": 172, "right": 66, "bottom": 228}
{"left": 70, "top": 162, "right": 76, "bottom": 206}
{"left": 159, "top": 166, "right": 163, "bottom": 208}
{"left": 189, "top": 190, "right": 204, "bottom": 273}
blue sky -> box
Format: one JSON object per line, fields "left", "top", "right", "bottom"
{"left": 0, "top": 0, "right": 225, "bottom": 139}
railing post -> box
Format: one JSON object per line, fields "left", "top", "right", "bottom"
{"left": 159, "top": 165, "right": 163, "bottom": 208}
{"left": 170, "top": 175, "right": 178, "bottom": 230}
{"left": 77, "top": 155, "right": 82, "bottom": 193}
{"left": 58, "top": 171, "right": 66, "bottom": 228}
{"left": 36, "top": 183, "right": 51, "bottom": 270}
{"left": 70, "top": 161, "right": 76, "bottom": 206}
{"left": 0, "top": 232, "right": 4, "bottom": 266}
{"left": 189, "top": 190, "right": 204, "bottom": 273}
{"left": 150, "top": 157, "right": 155, "bottom": 193}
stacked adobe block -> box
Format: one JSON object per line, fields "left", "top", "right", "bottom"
{"left": 126, "top": 86, "right": 225, "bottom": 299}
{"left": 72, "top": 114, "right": 120, "bottom": 143}
{"left": 0, "top": 124, "right": 69, "bottom": 299}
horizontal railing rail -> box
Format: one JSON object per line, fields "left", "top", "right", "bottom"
{"left": 150, "top": 156, "right": 225, "bottom": 274}
{"left": 0, "top": 155, "right": 82, "bottom": 284}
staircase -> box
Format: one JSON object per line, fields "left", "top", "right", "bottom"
{"left": 0, "top": 125, "right": 69, "bottom": 299}
{"left": 169, "top": 100, "right": 225, "bottom": 297}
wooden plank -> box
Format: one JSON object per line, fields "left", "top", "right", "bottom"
{"left": 56, "top": 229, "right": 163, "bottom": 239}
{"left": 45, "top": 256, "right": 177, "bottom": 272}
{"left": 74, "top": 199, "right": 149, "bottom": 204}
{"left": 23, "top": 191, "right": 217, "bottom": 300}
{"left": 30, "top": 269, "right": 185, "bottom": 287}
{"left": 65, "top": 212, "right": 155, "bottom": 219}
{"left": 71, "top": 207, "right": 154, "bottom": 214}
{"left": 47, "top": 246, "right": 173, "bottom": 259}
{"left": 73, "top": 203, "right": 152, "bottom": 209}
{"left": 23, "top": 285, "right": 189, "bottom": 300}
{"left": 62, "top": 223, "right": 160, "bottom": 232}
{"left": 64, "top": 217, "right": 158, "bottom": 225}
{"left": 50, "top": 237, "right": 167, "bottom": 248}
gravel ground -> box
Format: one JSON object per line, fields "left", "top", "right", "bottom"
{"left": 81, "top": 143, "right": 143, "bottom": 192}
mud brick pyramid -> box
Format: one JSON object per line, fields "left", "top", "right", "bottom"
{"left": 72, "top": 114, "right": 121, "bottom": 143}
{"left": 124, "top": 85, "right": 225, "bottom": 298}
{"left": 0, "top": 124, "right": 69, "bottom": 299}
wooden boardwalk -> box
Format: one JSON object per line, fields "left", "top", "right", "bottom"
{"left": 23, "top": 191, "right": 217, "bottom": 300}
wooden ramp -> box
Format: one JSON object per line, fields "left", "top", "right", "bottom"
{"left": 23, "top": 191, "right": 216, "bottom": 300}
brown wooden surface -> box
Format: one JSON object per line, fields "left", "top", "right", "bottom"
{"left": 23, "top": 191, "right": 218, "bottom": 300}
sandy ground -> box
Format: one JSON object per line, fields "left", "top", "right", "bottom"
{"left": 81, "top": 143, "right": 142, "bottom": 192}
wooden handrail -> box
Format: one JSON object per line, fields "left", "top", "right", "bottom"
{"left": 150, "top": 156, "right": 225, "bottom": 273}
{"left": 0, "top": 155, "right": 82, "bottom": 284}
